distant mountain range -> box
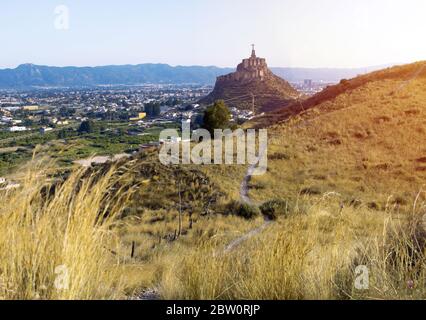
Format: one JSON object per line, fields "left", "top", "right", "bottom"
{"left": 0, "top": 63, "right": 396, "bottom": 89}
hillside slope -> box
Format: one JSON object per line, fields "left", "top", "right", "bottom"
{"left": 200, "top": 73, "right": 299, "bottom": 112}
{"left": 249, "top": 61, "right": 426, "bottom": 208}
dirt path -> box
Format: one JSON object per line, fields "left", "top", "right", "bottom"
{"left": 74, "top": 153, "right": 130, "bottom": 167}
{"left": 223, "top": 219, "right": 272, "bottom": 253}
{"left": 225, "top": 147, "right": 273, "bottom": 253}
{"left": 239, "top": 163, "right": 256, "bottom": 205}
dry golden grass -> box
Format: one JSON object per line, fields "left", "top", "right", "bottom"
{"left": 3, "top": 61, "right": 426, "bottom": 300}
{"left": 199, "top": 164, "right": 247, "bottom": 201}
{"left": 117, "top": 65, "right": 426, "bottom": 299}
{"left": 2, "top": 155, "right": 426, "bottom": 300}
{"left": 151, "top": 62, "right": 426, "bottom": 300}
{"left": 249, "top": 75, "right": 426, "bottom": 208}
{"left": 117, "top": 212, "right": 265, "bottom": 296}
{"left": 159, "top": 197, "right": 426, "bottom": 300}
{"left": 0, "top": 160, "right": 133, "bottom": 300}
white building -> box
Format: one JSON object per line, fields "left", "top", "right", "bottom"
{"left": 40, "top": 127, "right": 53, "bottom": 134}
{"left": 9, "top": 126, "right": 27, "bottom": 132}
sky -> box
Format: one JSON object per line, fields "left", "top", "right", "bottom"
{"left": 1, "top": 0, "right": 426, "bottom": 69}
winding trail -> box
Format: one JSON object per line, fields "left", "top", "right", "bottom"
{"left": 137, "top": 149, "right": 272, "bottom": 299}
{"left": 239, "top": 164, "right": 255, "bottom": 205}
{"left": 224, "top": 146, "right": 273, "bottom": 253}
{"left": 223, "top": 219, "right": 272, "bottom": 253}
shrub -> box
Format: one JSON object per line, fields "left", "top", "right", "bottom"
{"left": 270, "top": 153, "right": 290, "bottom": 161}
{"left": 300, "top": 186, "right": 322, "bottom": 196}
{"left": 238, "top": 203, "right": 261, "bottom": 219}
{"left": 226, "top": 200, "right": 260, "bottom": 220}
{"left": 260, "top": 199, "right": 290, "bottom": 220}
{"left": 367, "top": 202, "right": 381, "bottom": 210}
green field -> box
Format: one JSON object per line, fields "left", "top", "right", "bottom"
{"left": 0, "top": 120, "right": 178, "bottom": 175}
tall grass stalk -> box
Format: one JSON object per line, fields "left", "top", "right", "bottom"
{"left": 0, "top": 162, "right": 132, "bottom": 300}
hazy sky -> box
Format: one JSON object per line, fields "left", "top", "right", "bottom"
{"left": 1, "top": 0, "right": 425, "bottom": 69}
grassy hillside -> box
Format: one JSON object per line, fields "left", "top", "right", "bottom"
{"left": 0, "top": 155, "right": 265, "bottom": 299}
{"left": 249, "top": 61, "right": 426, "bottom": 209}
{"left": 2, "top": 62, "right": 426, "bottom": 300}
{"left": 162, "top": 61, "right": 426, "bottom": 300}
{"left": 2, "top": 151, "right": 426, "bottom": 300}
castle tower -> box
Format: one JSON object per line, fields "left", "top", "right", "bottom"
{"left": 251, "top": 44, "right": 256, "bottom": 58}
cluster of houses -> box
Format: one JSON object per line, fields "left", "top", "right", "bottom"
{"left": 0, "top": 85, "right": 209, "bottom": 133}
{"left": 0, "top": 83, "right": 262, "bottom": 144}
{"left": 1, "top": 113, "right": 28, "bottom": 132}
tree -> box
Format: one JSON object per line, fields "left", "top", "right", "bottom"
{"left": 57, "top": 130, "right": 68, "bottom": 139}
{"left": 166, "top": 97, "right": 181, "bottom": 107}
{"left": 59, "top": 106, "right": 75, "bottom": 117}
{"left": 23, "top": 119, "right": 34, "bottom": 127}
{"left": 193, "top": 113, "right": 205, "bottom": 129}
{"left": 202, "top": 100, "right": 231, "bottom": 134}
{"left": 78, "top": 120, "right": 94, "bottom": 134}
{"left": 39, "top": 116, "right": 50, "bottom": 126}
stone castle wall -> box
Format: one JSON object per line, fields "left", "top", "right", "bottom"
{"left": 217, "top": 53, "right": 270, "bottom": 83}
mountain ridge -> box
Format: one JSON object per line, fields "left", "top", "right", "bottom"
{"left": 0, "top": 63, "right": 397, "bottom": 89}
{"left": 0, "top": 63, "right": 234, "bottom": 88}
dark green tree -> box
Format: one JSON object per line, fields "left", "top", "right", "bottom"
{"left": 57, "top": 130, "right": 68, "bottom": 139}
{"left": 59, "top": 106, "right": 75, "bottom": 117}
{"left": 39, "top": 116, "right": 50, "bottom": 126}
{"left": 78, "top": 120, "right": 94, "bottom": 134}
{"left": 202, "top": 100, "right": 231, "bottom": 134}
{"left": 23, "top": 118, "right": 34, "bottom": 127}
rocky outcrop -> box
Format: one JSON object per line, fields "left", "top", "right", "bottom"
{"left": 199, "top": 47, "right": 299, "bottom": 113}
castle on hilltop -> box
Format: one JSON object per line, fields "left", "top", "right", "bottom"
{"left": 217, "top": 45, "right": 270, "bottom": 83}
{"left": 199, "top": 45, "right": 298, "bottom": 113}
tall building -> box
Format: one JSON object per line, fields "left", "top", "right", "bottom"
{"left": 304, "top": 79, "right": 313, "bottom": 87}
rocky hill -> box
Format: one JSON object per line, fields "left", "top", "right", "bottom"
{"left": 199, "top": 47, "right": 299, "bottom": 113}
